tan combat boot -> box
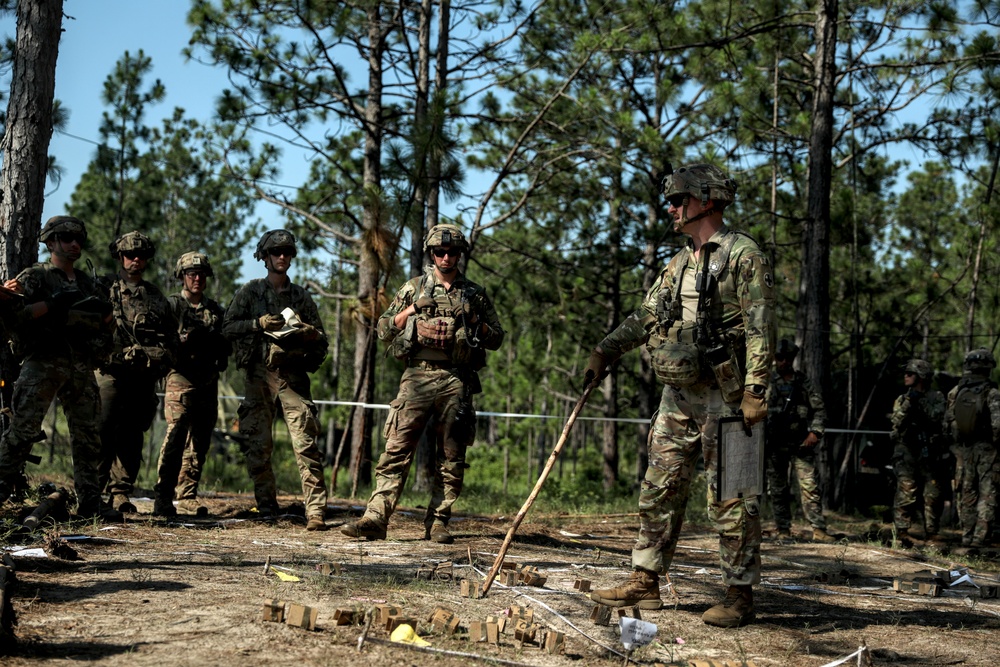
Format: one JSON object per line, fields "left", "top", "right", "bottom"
{"left": 702, "top": 585, "right": 755, "bottom": 628}
{"left": 812, "top": 528, "right": 837, "bottom": 543}
{"left": 152, "top": 497, "right": 177, "bottom": 518}
{"left": 177, "top": 499, "right": 208, "bottom": 517}
{"left": 340, "top": 517, "right": 387, "bottom": 540}
{"left": 306, "top": 515, "right": 328, "bottom": 531}
{"left": 427, "top": 523, "right": 454, "bottom": 544}
{"left": 590, "top": 569, "right": 662, "bottom": 609}
{"left": 111, "top": 494, "right": 137, "bottom": 514}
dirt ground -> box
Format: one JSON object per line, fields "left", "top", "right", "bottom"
{"left": 2, "top": 493, "right": 999, "bottom": 667}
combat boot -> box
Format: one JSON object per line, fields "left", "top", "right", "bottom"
{"left": 702, "top": 585, "right": 755, "bottom": 628}
{"left": 306, "top": 515, "right": 328, "bottom": 531}
{"left": 590, "top": 569, "right": 662, "bottom": 609}
{"left": 340, "top": 517, "right": 387, "bottom": 540}
{"left": 177, "top": 499, "right": 208, "bottom": 517}
{"left": 812, "top": 528, "right": 837, "bottom": 543}
{"left": 775, "top": 528, "right": 792, "bottom": 541}
{"left": 427, "top": 523, "right": 454, "bottom": 544}
{"left": 111, "top": 493, "right": 137, "bottom": 514}
{"left": 152, "top": 497, "right": 177, "bottom": 518}
{"left": 76, "top": 500, "right": 124, "bottom": 523}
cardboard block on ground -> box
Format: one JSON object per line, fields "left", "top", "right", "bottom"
{"left": 375, "top": 604, "right": 401, "bottom": 625}
{"left": 470, "top": 620, "right": 499, "bottom": 644}
{"left": 499, "top": 570, "right": 519, "bottom": 586}
{"left": 513, "top": 618, "right": 537, "bottom": 643}
{"left": 385, "top": 615, "right": 418, "bottom": 633}
{"left": 893, "top": 577, "right": 941, "bottom": 597}
{"left": 317, "top": 562, "right": 342, "bottom": 576}
{"left": 541, "top": 628, "right": 565, "bottom": 654}
{"left": 461, "top": 578, "right": 484, "bottom": 598}
{"left": 590, "top": 604, "right": 612, "bottom": 626}
{"left": 508, "top": 605, "right": 533, "bottom": 623}
{"left": 486, "top": 614, "right": 507, "bottom": 634}
{"left": 573, "top": 578, "right": 591, "bottom": 592}
{"left": 435, "top": 561, "right": 454, "bottom": 581}
{"left": 428, "top": 606, "right": 461, "bottom": 634}
{"left": 262, "top": 599, "right": 285, "bottom": 623}
{"left": 286, "top": 604, "right": 318, "bottom": 630}
{"left": 518, "top": 565, "right": 547, "bottom": 587}
{"left": 416, "top": 565, "right": 435, "bottom": 581}
{"left": 332, "top": 608, "right": 360, "bottom": 626}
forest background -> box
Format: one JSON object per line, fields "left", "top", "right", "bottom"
{"left": 1, "top": 0, "right": 1000, "bottom": 519}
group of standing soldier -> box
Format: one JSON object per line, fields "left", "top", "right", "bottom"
{"left": 888, "top": 351, "right": 1000, "bottom": 550}
{"left": 0, "top": 217, "right": 334, "bottom": 529}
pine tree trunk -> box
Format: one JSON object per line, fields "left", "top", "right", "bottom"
{"left": 0, "top": 0, "right": 63, "bottom": 280}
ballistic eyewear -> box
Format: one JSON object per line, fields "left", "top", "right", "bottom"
{"left": 268, "top": 247, "right": 295, "bottom": 258}
{"left": 666, "top": 194, "right": 687, "bottom": 209}
{"left": 432, "top": 248, "right": 461, "bottom": 258}
{"left": 122, "top": 251, "right": 151, "bottom": 261}
{"left": 55, "top": 232, "right": 86, "bottom": 245}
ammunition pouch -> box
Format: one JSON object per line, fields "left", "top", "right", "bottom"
{"left": 649, "top": 339, "right": 702, "bottom": 388}
{"left": 122, "top": 343, "right": 171, "bottom": 374}
{"left": 705, "top": 340, "right": 745, "bottom": 403}
{"left": 265, "top": 336, "right": 326, "bottom": 373}
{"left": 389, "top": 316, "right": 418, "bottom": 360}
{"left": 415, "top": 315, "right": 456, "bottom": 349}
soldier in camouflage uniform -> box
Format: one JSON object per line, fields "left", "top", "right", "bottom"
{"left": 944, "top": 348, "right": 1000, "bottom": 548}
{"left": 152, "top": 252, "right": 230, "bottom": 517}
{"left": 765, "top": 339, "right": 835, "bottom": 542}
{"left": 341, "top": 224, "right": 505, "bottom": 544}
{"left": 98, "top": 232, "right": 179, "bottom": 514}
{"left": 584, "top": 164, "right": 775, "bottom": 628}
{"left": 223, "top": 230, "right": 330, "bottom": 531}
{"left": 889, "top": 359, "right": 947, "bottom": 545}
{"left": 0, "top": 216, "right": 120, "bottom": 520}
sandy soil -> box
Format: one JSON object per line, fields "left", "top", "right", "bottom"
{"left": 2, "top": 494, "right": 998, "bottom": 667}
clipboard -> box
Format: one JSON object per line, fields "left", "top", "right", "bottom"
{"left": 716, "top": 416, "right": 765, "bottom": 502}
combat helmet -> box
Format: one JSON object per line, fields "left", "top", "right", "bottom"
{"left": 776, "top": 339, "right": 799, "bottom": 360}
{"left": 963, "top": 348, "right": 996, "bottom": 375}
{"left": 110, "top": 231, "right": 156, "bottom": 259}
{"left": 905, "top": 358, "right": 933, "bottom": 380}
{"left": 661, "top": 163, "right": 737, "bottom": 207}
{"left": 39, "top": 215, "right": 87, "bottom": 245}
{"left": 424, "top": 224, "right": 469, "bottom": 252}
{"left": 174, "top": 251, "right": 214, "bottom": 279}
{"left": 254, "top": 229, "right": 297, "bottom": 260}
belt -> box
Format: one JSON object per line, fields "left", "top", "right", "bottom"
{"left": 407, "top": 359, "right": 454, "bottom": 370}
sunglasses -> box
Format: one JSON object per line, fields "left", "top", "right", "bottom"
{"left": 666, "top": 195, "right": 687, "bottom": 208}
{"left": 122, "top": 251, "right": 150, "bottom": 261}
{"left": 54, "top": 232, "right": 86, "bottom": 245}
{"left": 432, "top": 248, "right": 461, "bottom": 258}
{"left": 268, "top": 247, "right": 294, "bottom": 257}
{"left": 904, "top": 371, "right": 916, "bottom": 377}
{"left": 184, "top": 270, "right": 208, "bottom": 279}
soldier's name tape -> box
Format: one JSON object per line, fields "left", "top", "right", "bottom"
{"left": 212, "top": 395, "right": 889, "bottom": 432}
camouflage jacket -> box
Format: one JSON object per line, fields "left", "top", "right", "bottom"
{"left": 169, "top": 291, "right": 230, "bottom": 383}
{"left": 103, "top": 274, "right": 179, "bottom": 377}
{"left": 377, "top": 267, "right": 505, "bottom": 371}
{"left": 597, "top": 226, "right": 776, "bottom": 389}
{"left": 223, "top": 277, "right": 328, "bottom": 373}
{"left": 890, "top": 387, "right": 947, "bottom": 452}
{"left": 945, "top": 374, "right": 1000, "bottom": 446}
{"left": 11, "top": 262, "right": 113, "bottom": 365}
{"left": 766, "top": 369, "right": 826, "bottom": 442}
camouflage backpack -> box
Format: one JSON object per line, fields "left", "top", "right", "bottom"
{"left": 954, "top": 383, "right": 989, "bottom": 441}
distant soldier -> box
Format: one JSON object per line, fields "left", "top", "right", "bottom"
{"left": 0, "top": 216, "right": 119, "bottom": 520}
{"left": 152, "top": 252, "right": 230, "bottom": 517}
{"left": 945, "top": 348, "right": 1000, "bottom": 549}
{"left": 223, "top": 230, "right": 329, "bottom": 531}
{"left": 583, "top": 164, "right": 775, "bottom": 629}
{"left": 765, "top": 339, "right": 835, "bottom": 542}
{"left": 98, "top": 232, "right": 179, "bottom": 514}
{"left": 889, "top": 359, "right": 946, "bottom": 545}
{"left": 340, "top": 224, "right": 505, "bottom": 544}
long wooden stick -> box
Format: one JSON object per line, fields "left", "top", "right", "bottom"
{"left": 22, "top": 488, "right": 68, "bottom": 532}
{"left": 482, "top": 384, "right": 595, "bottom": 594}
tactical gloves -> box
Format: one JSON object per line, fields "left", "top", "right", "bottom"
{"left": 583, "top": 348, "right": 610, "bottom": 391}
{"left": 258, "top": 313, "right": 286, "bottom": 331}
{"left": 739, "top": 386, "right": 767, "bottom": 428}
{"left": 802, "top": 431, "right": 820, "bottom": 448}
{"left": 414, "top": 295, "right": 436, "bottom": 313}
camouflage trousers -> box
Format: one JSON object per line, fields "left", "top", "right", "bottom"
{"left": 97, "top": 370, "right": 160, "bottom": 497}
{"left": 891, "top": 442, "right": 944, "bottom": 535}
{"left": 953, "top": 442, "right": 998, "bottom": 546}
{"left": 634, "top": 381, "right": 761, "bottom": 586}
{"left": 0, "top": 356, "right": 102, "bottom": 510}
{"left": 154, "top": 372, "right": 218, "bottom": 502}
{"left": 237, "top": 364, "right": 327, "bottom": 518}
{"left": 363, "top": 366, "right": 475, "bottom": 530}
{"left": 766, "top": 440, "right": 826, "bottom": 531}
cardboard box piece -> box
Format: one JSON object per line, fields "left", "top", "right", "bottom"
{"left": 262, "top": 599, "right": 285, "bottom": 623}
{"left": 286, "top": 604, "right": 318, "bottom": 630}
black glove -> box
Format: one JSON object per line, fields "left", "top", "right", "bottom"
{"left": 45, "top": 288, "right": 81, "bottom": 317}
